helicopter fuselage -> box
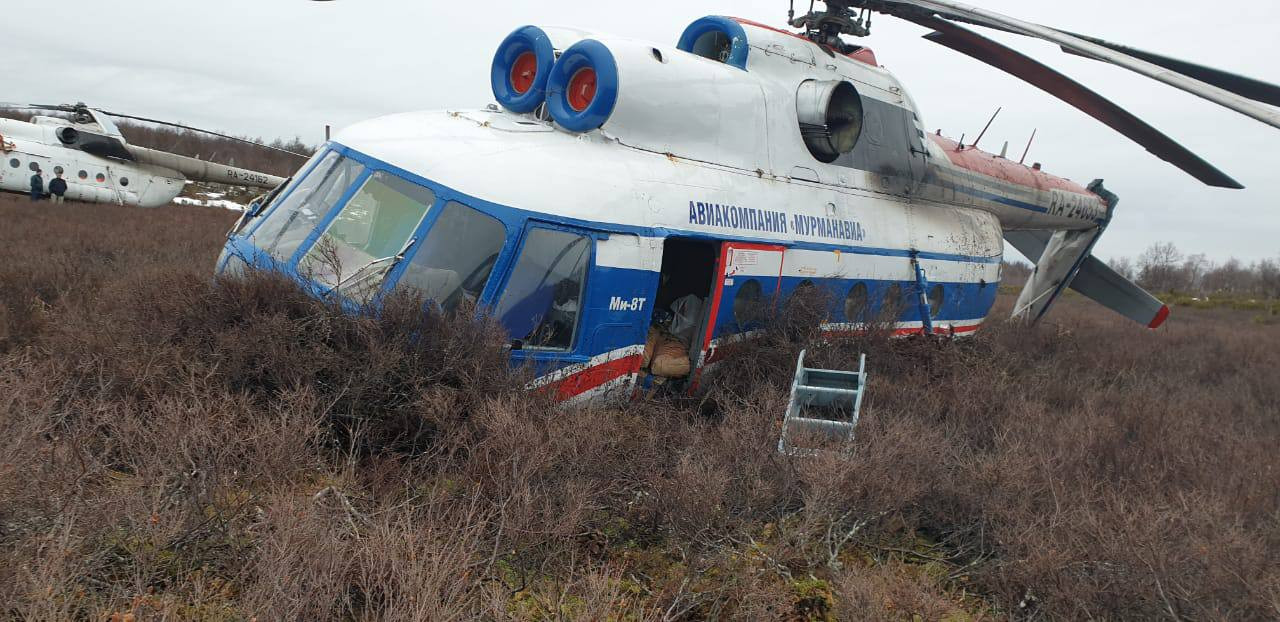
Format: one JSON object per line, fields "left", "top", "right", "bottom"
{"left": 216, "top": 16, "right": 1110, "bottom": 401}
{"left": 0, "top": 117, "right": 186, "bottom": 207}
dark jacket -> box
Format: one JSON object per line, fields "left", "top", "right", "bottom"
{"left": 48, "top": 177, "right": 67, "bottom": 196}
{"left": 30, "top": 174, "right": 44, "bottom": 194}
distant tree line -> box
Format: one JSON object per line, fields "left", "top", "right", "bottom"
{"left": 1, "top": 110, "right": 313, "bottom": 178}
{"left": 1111, "top": 242, "right": 1280, "bottom": 298}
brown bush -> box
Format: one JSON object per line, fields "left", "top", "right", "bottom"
{"left": 1, "top": 193, "right": 1277, "bottom": 620}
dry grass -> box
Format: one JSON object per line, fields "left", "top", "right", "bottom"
{"left": 1, "top": 193, "right": 1277, "bottom": 620}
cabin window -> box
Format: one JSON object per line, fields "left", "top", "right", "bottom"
{"left": 495, "top": 228, "right": 591, "bottom": 351}
{"left": 394, "top": 201, "right": 506, "bottom": 311}
{"left": 53, "top": 166, "right": 63, "bottom": 175}
{"left": 881, "top": 283, "right": 904, "bottom": 319}
{"left": 300, "top": 171, "right": 435, "bottom": 297}
{"left": 7, "top": 159, "right": 17, "bottom": 169}
{"left": 78, "top": 170, "right": 88, "bottom": 180}
{"left": 95, "top": 173, "right": 105, "bottom": 183}
{"left": 252, "top": 151, "right": 365, "bottom": 262}
{"left": 929, "top": 284, "right": 944, "bottom": 319}
{"left": 844, "top": 282, "right": 869, "bottom": 322}
{"left": 29, "top": 162, "right": 40, "bottom": 172}
{"left": 733, "top": 278, "right": 765, "bottom": 328}
{"left": 119, "top": 177, "right": 130, "bottom": 187}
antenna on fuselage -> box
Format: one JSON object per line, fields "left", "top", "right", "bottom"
{"left": 971, "top": 106, "right": 1002, "bottom": 151}
{"left": 1019, "top": 128, "right": 1038, "bottom": 165}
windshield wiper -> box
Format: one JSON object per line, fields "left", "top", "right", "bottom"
{"left": 328, "top": 236, "right": 418, "bottom": 295}
{"left": 229, "top": 176, "right": 291, "bottom": 238}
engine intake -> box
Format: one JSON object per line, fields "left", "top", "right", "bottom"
{"left": 491, "top": 25, "right": 557, "bottom": 113}
{"left": 546, "top": 39, "right": 619, "bottom": 132}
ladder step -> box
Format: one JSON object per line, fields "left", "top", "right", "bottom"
{"left": 785, "top": 417, "right": 855, "bottom": 436}
{"left": 796, "top": 384, "right": 860, "bottom": 396}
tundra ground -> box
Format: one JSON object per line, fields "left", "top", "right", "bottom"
{"left": 1, "top": 194, "right": 1277, "bottom": 620}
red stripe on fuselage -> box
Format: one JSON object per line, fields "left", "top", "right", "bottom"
{"left": 541, "top": 354, "right": 643, "bottom": 401}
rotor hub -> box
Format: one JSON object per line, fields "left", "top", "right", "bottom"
{"left": 789, "top": 0, "right": 872, "bottom": 51}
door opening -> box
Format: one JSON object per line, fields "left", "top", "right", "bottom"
{"left": 640, "top": 237, "right": 719, "bottom": 387}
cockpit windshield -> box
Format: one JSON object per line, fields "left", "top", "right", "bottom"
{"left": 299, "top": 171, "right": 435, "bottom": 298}
{"left": 252, "top": 151, "right": 365, "bottom": 262}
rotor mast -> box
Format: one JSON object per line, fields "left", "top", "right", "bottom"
{"left": 789, "top": 0, "right": 872, "bottom": 52}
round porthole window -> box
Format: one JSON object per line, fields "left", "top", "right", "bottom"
{"left": 78, "top": 170, "right": 88, "bottom": 180}
{"left": 929, "top": 284, "right": 945, "bottom": 319}
{"left": 29, "top": 161, "right": 40, "bottom": 172}
{"left": 785, "top": 279, "right": 816, "bottom": 309}
{"left": 881, "top": 284, "right": 903, "bottom": 319}
{"left": 844, "top": 282, "right": 869, "bottom": 322}
{"left": 53, "top": 166, "right": 64, "bottom": 175}
{"left": 95, "top": 173, "right": 106, "bottom": 183}
{"left": 8, "top": 158, "right": 18, "bottom": 169}
{"left": 119, "top": 177, "right": 129, "bottom": 187}
{"left": 733, "top": 278, "right": 764, "bottom": 327}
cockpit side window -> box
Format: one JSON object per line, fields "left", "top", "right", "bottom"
{"left": 494, "top": 227, "right": 591, "bottom": 351}
{"left": 299, "top": 171, "right": 435, "bottom": 298}
{"left": 393, "top": 201, "right": 506, "bottom": 311}
{"left": 251, "top": 151, "right": 365, "bottom": 262}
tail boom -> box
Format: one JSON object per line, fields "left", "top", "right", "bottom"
{"left": 1004, "top": 180, "right": 1169, "bottom": 329}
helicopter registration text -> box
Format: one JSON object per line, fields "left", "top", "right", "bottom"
{"left": 226, "top": 170, "right": 271, "bottom": 186}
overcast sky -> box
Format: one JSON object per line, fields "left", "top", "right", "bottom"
{"left": 5, "top": 0, "right": 1278, "bottom": 262}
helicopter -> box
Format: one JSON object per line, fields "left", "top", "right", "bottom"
{"left": 215, "top": 0, "right": 1280, "bottom": 402}
{"left": 0, "top": 103, "right": 293, "bottom": 207}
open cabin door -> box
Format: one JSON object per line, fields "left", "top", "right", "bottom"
{"left": 690, "top": 241, "right": 786, "bottom": 389}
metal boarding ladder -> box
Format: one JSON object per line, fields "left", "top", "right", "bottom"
{"left": 778, "top": 350, "right": 867, "bottom": 456}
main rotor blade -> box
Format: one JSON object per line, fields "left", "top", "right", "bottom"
{"left": 97, "top": 110, "right": 308, "bottom": 158}
{"left": 860, "top": 0, "right": 1280, "bottom": 131}
{"left": 1056, "top": 32, "right": 1280, "bottom": 107}
{"left": 917, "top": 17, "right": 1243, "bottom": 189}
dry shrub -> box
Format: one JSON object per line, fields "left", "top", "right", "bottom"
{"left": 1, "top": 194, "right": 1278, "bottom": 620}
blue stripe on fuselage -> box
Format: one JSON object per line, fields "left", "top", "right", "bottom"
{"left": 218, "top": 145, "right": 1004, "bottom": 380}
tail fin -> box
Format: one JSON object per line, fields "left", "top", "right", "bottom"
{"left": 1004, "top": 180, "right": 1170, "bottom": 329}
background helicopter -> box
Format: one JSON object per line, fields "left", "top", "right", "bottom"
{"left": 0, "top": 103, "right": 298, "bottom": 207}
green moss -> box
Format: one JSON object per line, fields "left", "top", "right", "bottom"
{"left": 790, "top": 575, "right": 835, "bottom": 621}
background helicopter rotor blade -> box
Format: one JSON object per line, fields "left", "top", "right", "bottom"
{"left": 1, "top": 102, "right": 307, "bottom": 158}
{"left": 916, "top": 17, "right": 1243, "bottom": 189}
{"left": 0, "top": 103, "right": 75, "bottom": 113}
{"left": 1054, "top": 32, "right": 1280, "bottom": 108}
{"left": 852, "top": 0, "right": 1280, "bottom": 131}
{"left": 95, "top": 110, "right": 308, "bottom": 158}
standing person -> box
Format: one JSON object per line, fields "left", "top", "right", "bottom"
{"left": 29, "top": 168, "right": 44, "bottom": 201}
{"left": 48, "top": 171, "right": 68, "bottom": 204}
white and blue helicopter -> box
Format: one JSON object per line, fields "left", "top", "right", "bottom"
{"left": 217, "top": 0, "right": 1280, "bottom": 401}
{"left": 0, "top": 103, "right": 290, "bottom": 207}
